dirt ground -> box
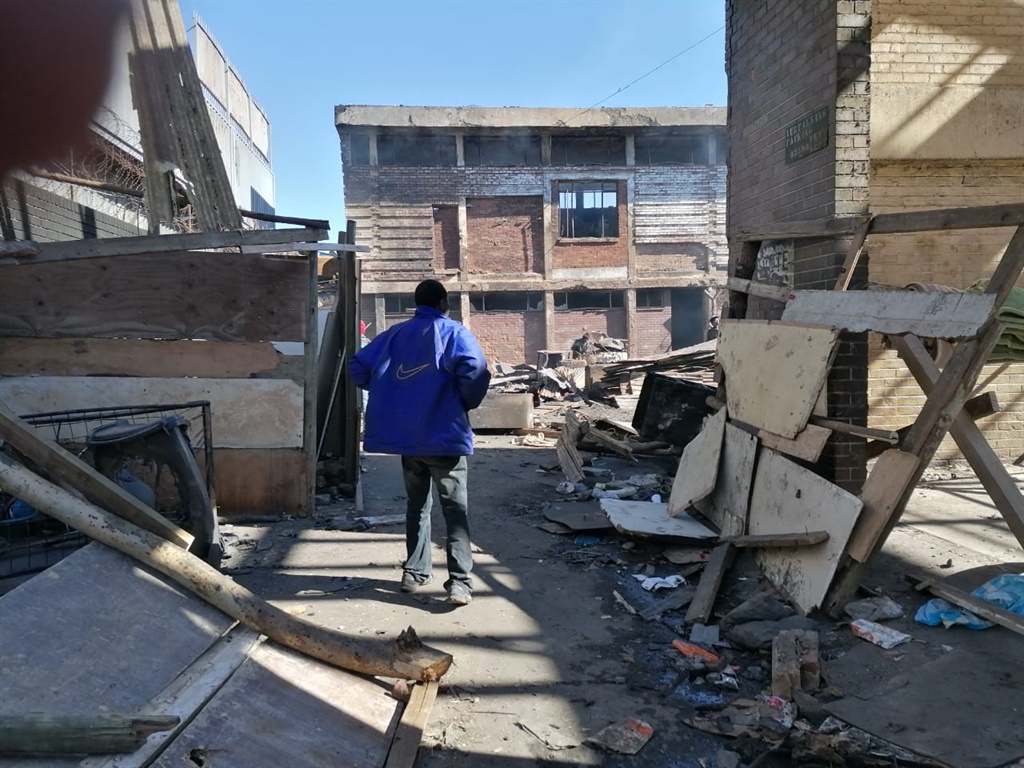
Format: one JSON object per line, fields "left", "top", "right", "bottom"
{"left": 223, "top": 434, "right": 1024, "bottom": 768}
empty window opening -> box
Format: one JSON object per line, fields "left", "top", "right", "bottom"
{"left": 377, "top": 133, "right": 457, "bottom": 166}
{"left": 558, "top": 181, "right": 619, "bottom": 239}
{"left": 636, "top": 288, "right": 666, "bottom": 309}
{"left": 464, "top": 135, "right": 541, "bottom": 167}
{"left": 469, "top": 292, "right": 543, "bottom": 312}
{"left": 554, "top": 291, "right": 624, "bottom": 311}
{"left": 349, "top": 133, "right": 371, "bottom": 165}
{"left": 551, "top": 135, "right": 626, "bottom": 166}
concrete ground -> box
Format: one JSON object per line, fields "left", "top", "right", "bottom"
{"left": 223, "top": 436, "right": 1024, "bottom": 768}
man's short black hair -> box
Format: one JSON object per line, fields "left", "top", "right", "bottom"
{"left": 415, "top": 279, "right": 448, "bottom": 308}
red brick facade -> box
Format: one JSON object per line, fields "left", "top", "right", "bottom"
{"left": 468, "top": 310, "right": 546, "bottom": 366}
{"left": 432, "top": 205, "right": 459, "bottom": 272}
{"left": 466, "top": 196, "right": 544, "bottom": 275}
{"left": 550, "top": 181, "right": 629, "bottom": 271}
{"left": 550, "top": 308, "right": 628, "bottom": 353}
{"left": 634, "top": 307, "right": 673, "bottom": 357}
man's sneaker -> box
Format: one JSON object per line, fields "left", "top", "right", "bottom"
{"left": 401, "top": 573, "right": 432, "bottom": 593}
{"left": 447, "top": 581, "right": 472, "bottom": 606}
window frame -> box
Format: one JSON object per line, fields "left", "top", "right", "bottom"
{"left": 556, "top": 180, "right": 620, "bottom": 240}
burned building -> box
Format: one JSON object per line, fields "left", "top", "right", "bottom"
{"left": 334, "top": 106, "right": 727, "bottom": 364}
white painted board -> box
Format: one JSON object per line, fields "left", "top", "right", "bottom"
{"left": 749, "top": 447, "right": 863, "bottom": 613}
{"left": 694, "top": 422, "right": 759, "bottom": 536}
{"left": 782, "top": 290, "right": 996, "bottom": 339}
{"left": 600, "top": 498, "right": 717, "bottom": 540}
{"left": 668, "top": 407, "right": 727, "bottom": 517}
{"left": 717, "top": 320, "right": 838, "bottom": 439}
{"left": 0, "top": 376, "right": 303, "bottom": 448}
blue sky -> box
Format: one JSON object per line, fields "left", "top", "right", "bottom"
{"left": 179, "top": 0, "right": 727, "bottom": 232}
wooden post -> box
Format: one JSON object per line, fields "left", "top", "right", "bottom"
{"left": 0, "top": 713, "right": 179, "bottom": 756}
{"left": 303, "top": 245, "right": 319, "bottom": 516}
{"left": 341, "top": 220, "right": 361, "bottom": 486}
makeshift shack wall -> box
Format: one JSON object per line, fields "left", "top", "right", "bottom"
{"left": 0, "top": 249, "right": 315, "bottom": 516}
{"left": 725, "top": 0, "right": 873, "bottom": 493}
{"left": 1, "top": 179, "right": 146, "bottom": 242}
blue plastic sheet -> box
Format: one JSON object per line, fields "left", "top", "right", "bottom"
{"left": 915, "top": 573, "right": 1024, "bottom": 630}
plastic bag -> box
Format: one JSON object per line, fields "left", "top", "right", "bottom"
{"left": 914, "top": 573, "right": 1024, "bottom": 630}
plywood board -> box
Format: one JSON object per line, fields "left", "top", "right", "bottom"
{"left": 0, "top": 376, "right": 304, "bottom": 449}
{"left": 0, "top": 338, "right": 291, "bottom": 379}
{"left": 150, "top": 641, "right": 399, "bottom": 768}
{"left": 758, "top": 424, "right": 831, "bottom": 463}
{"left": 667, "top": 407, "right": 727, "bottom": 517}
{"left": 214, "top": 448, "right": 308, "bottom": 516}
{"left": 717, "top": 320, "right": 839, "bottom": 439}
{"left": 845, "top": 449, "right": 920, "bottom": 562}
{"left": 0, "top": 543, "right": 232, "bottom": 718}
{"left": 782, "top": 290, "right": 997, "bottom": 339}
{"left": 694, "top": 422, "right": 758, "bottom": 536}
{"left": 600, "top": 499, "right": 717, "bottom": 540}
{"left": 544, "top": 502, "right": 614, "bottom": 531}
{"left": 748, "top": 448, "right": 863, "bottom": 613}
{"left": 0, "top": 251, "right": 307, "bottom": 342}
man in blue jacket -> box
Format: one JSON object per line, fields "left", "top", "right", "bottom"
{"left": 349, "top": 280, "right": 491, "bottom": 606}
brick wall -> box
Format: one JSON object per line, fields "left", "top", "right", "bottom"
{"left": 467, "top": 310, "right": 545, "bottom": 365}
{"left": 1, "top": 180, "right": 145, "bottom": 242}
{"left": 867, "top": 159, "right": 1024, "bottom": 461}
{"left": 433, "top": 205, "right": 459, "bottom": 272}
{"left": 635, "top": 242, "right": 708, "bottom": 274}
{"left": 727, "top": 0, "right": 871, "bottom": 492}
{"left": 466, "top": 196, "right": 543, "bottom": 275}
{"left": 550, "top": 180, "right": 629, "bottom": 271}
{"left": 551, "top": 308, "right": 629, "bottom": 353}
{"left": 634, "top": 307, "right": 673, "bottom": 356}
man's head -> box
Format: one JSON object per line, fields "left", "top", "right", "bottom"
{"left": 415, "top": 279, "right": 449, "bottom": 314}
{"left": 709, "top": 316, "right": 720, "bottom": 328}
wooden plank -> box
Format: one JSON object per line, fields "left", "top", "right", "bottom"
{"left": 694, "top": 422, "right": 758, "bottom": 535}
{"left": 302, "top": 247, "right": 318, "bottom": 517}
{"left": 82, "top": 627, "right": 264, "bottom": 768}
{"left": 0, "top": 714, "right": 179, "bottom": 756}
{"left": 749, "top": 448, "right": 864, "bottom": 613}
{"left": 214, "top": 448, "right": 308, "bottom": 516}
{"left": 600, "top": 499, "right": 718, "bottom": 540}
{"left": 639, "top": 585, "right": 697, "bottom": 621}
{"left": 0, "top": 252, "right": 309, "bottom": 342}
{"left": 150, "top": 642, "right": 401, "bottom": 768}
{"left": 833, "top": 215, "right": 873, "bottom": 291}
{"left": 21, "top": 227, "right": 328, "bottom": 263}
{"left": 864, "top": 390, "right": 999, "bottom": 459}
{"left": 384, "top": 682, "right": 440, "bottom": 768}
{"left": 583, "top": 426, "right": 638, "bottom": 462}
{"left": 557, "top": 410, "right": 586, "bottom": 483}
{"left": 782, "top": 290, "right": 996, "bottom": 339}
{"left": 723, "top": 531, "right": 829, "bottom": 548}
{"left": 726, "top": 276, "right": 792, "bottom": 302}
{"left": 893, "top": 335, "right": 1024, "bottom": 547}
{"left": 0, "top": 407, "right": 193, "bottom": 549}
{"left": 684, "top": 543, "right": 732, "bottom": 624}
{"left": 0, "top": 338, "right": 290, "bottom": 378}
{"left": 906, "top": 572, "right": 1024, "bottom": 637}
{"left": 0, "top": 376, "right": 304, "bottom": 449}
{"left": 735, "top": 218, "right": 863, "bottom": 242}
{"left": 717, "top": 321, "right": 839, "bottom": 439}
{"left": 668, "top": 407, "right": 727, "bottom": 517}
{"left": 758, "top": 424, "right": 831, "bottom": 463}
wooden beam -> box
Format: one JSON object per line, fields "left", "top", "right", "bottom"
{"left": 0, "top": 405, "right": 194, "bottom": 550}
{"left": 833, "top": 215, "right": 873, "bottom": 291}
{"left": 728, "top": 240, "right": 761, "bottom": 318}
{"left": 726, "top": 276, "right": 792, "bottom": 302}
{"left": 707, "top": 396, "right": 897, "bottom": 444}
{"left": 865, "top": 391, "right": 999, "bottom": 460}
{"left": 18, "top": 227, "right": 329, "bottom": 264}
{"left": 734, "top": 218, "right": 862, "bottom": 242}
{"left": 0, "top": 713, "right": 180, "bottom": 756}
{"left": 721, "top": 531, "right": 829, "bottom": 548}
{"left": 383, "top": 682, "right": 440, "bottom": 768}
{"left": 684, "top": 544, "right": 733, "bottom": 624}
{"left": 906, "top": 571, "right": 1024, "bottom": 637}
{"left": 869, "top": 202, "right": 1024, "bottom": 235}
{"left": 893, "top": 335, "right": 1024, "bottom": 548}
{"left": 239, "top": 208, "right": 330, "bottom": 229}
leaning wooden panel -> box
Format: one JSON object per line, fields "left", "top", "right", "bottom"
{"left": 717, "top": 320, "right": 839, "bottom": 439}
{"left": 667, "top": 407, "right": 726, "bottom": 518}
{"left": 213, "top": 448, "right": 308, "bottom": 516}
{"left": 149, "top": 642, "right": 400, "bottom": 768}
{"left": 782, "top": 290, "right": 996, "bottom": 339}
{"left": 0, "top": 251, "right": 308, "bottom": 342}
{"left": 845, "top": 449, "right": 923, "bottom": 563}
{"left": 749, "top": 448, "right": 863, "bottom": 614}
{"left": 0, "top": 338, "right": 291, "bottom": 379}
{"left": 0, "top": 376, "right": 304, "bottom": 449}
{"left": 694, "top": 422, "right": 758, "bottom": 536}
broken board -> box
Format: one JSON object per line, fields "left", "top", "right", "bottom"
{"left": 757, "top": 424, "right": 831, "bottom": 463}
{"left": 694, "top": 422, "right": 758, "bottom": 536}
{"left": 717, "top": 320, "right": 839, "bottom": 439}
{"left": 544, "top": 502, "right": 614, "bottom": 531}
{"left": 748, "top": 448, "right": 863, "bottom": 613}
{"left": 782, "top": 289, "right": 997, "bottom": 339}
{"left": 668, "top": 407, "right": 727, "bottom": 517}
{"left": 600, "top": 499, "right": 717, "bottom": 540}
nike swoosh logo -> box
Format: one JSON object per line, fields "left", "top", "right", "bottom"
{"left": 395, "top": 363, "right": 430, "bottom": 380}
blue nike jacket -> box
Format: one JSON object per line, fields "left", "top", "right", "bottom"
{"left": 349, "top": 307, "right": 491, "bottom": 456}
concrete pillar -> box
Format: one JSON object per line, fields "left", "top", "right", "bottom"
{"left": 455, "top": 133, "right": 465, "bottom": 167}
{"left": 544, "top": 290, "right": 556, "bottom": 351}
{"left": 706, "top": 130, "right": 716, "bottom": 165}
{"left": 540, "top": 134, "right": 552, "bottom": 165}
{"left": 625, "top": 134, "right": 636, "bottom": 166}
{"left": 541, "top": 181, "right": 553, "bottom": 279}
{"left": 460, "top": 292, "right": 472, "bottom": 329}
{"left": 368, "top": 132, "right": 378, "bottom": 166}
{"left": 625, "top": 287, "right": 637, "bottom": 357}
{"left": 457, "top": 197, "right": 469, "bottom": 274}
{"left": 373, "top": 294, "right": 385, "bottom": 335}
